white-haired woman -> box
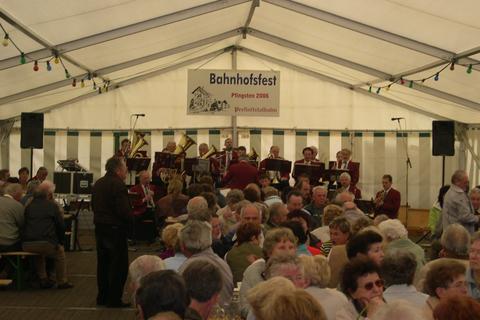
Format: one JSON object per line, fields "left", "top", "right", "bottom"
{"left": 299, "top": 255, "right": 349, "bottom": 320}
{"left": 378, "top": 219, "right": 426, "bottom": 275}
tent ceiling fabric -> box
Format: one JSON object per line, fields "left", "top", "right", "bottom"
{"left": 0, "top": 0, "right": 479, "bottom": 124}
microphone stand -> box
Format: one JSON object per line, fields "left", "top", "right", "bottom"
{"left": 396, "top": 118, "right": 412, "bottom": 228}
{"left": 128, "top": 114, "right": 142, "bottom": 185}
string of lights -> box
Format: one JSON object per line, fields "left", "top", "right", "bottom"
{"left": 1, "top": 22, "right": 110, "bottom": 93}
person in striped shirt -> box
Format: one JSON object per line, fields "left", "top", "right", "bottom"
{"left": 320, "top": 217, "right": 351, "bottom": 257}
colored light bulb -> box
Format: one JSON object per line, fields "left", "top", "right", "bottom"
{"left": 72, "top": 78, "right": 76, "bottom": 87}
{"left": 54, "top": 55, "right": 59, "bottom": 64}
{"left": 467, "top": 64, "right": 473, "bottom": 74}
{"left": 434, "top": 73, "right": 439, "bottom": 81}
{"left": 450, "top": 62, "right": 455, "bottom": 71}
{"left": 368, "top": 86, "right": 372, "bottom": 92}
{"left": 376, "top": 87, "right": 381, "bottom": 94}
{"left": 81, "top": 79, "right": 85, "bottom": 88}
{"left": 409, "top": 80, "right": 413, "bottom": 88}
{"left": 65, "top": 69, "right": 70, "bottom": 78}
{"left": 386, "top": 85, "right": 391, "bottom": 91}
{"left": 20, "top": 52, "right": 26, "bottom": 64}
{"left": 98, "top": 87, "right": 102, "bottom": 94}
{"left": 2, "top": 34, "right": 9, "bottom": 47}
{"left": 46, "top": 61, "right": 52, "bottom": 71}
{"left": 33, "top": 60, "right": 39, "bottom": 71}
{"left": 400, "top": 78, "right": 405, "bottom": 85}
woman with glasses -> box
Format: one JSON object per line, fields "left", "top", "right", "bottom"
{"left": 336, "top": 256, "right": 385, "bottom": 319}
{"left": 422, "top": 259, "right": 468, "bottom": 320}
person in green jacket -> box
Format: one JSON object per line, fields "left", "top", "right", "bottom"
{"left": 226, "top": 222, "right": 264, "bottom": 284}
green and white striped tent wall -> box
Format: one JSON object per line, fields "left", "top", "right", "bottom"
{"left": 3, "top": 126, "right": 479, "bottom": 210}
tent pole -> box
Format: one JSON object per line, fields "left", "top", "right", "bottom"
{"left": 231, "top": 47, "right": 238, "bottom": 147}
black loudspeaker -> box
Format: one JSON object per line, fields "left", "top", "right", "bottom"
{"left": 21, "top": 112, "right": 44, "bottom": 149}
{"left": 432, "top": 120, "right": 455, "bottom": 156}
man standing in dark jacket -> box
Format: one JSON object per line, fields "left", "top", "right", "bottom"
{"left": 92, "top": 156, "right": 131, "bottom": 307}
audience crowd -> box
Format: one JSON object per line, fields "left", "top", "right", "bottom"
{"left": 2, "top": 164, "right": 480, "bottom": 319}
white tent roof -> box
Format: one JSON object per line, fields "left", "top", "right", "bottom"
{"left": 1, "top": 0, "right": 479, "bottom": 124}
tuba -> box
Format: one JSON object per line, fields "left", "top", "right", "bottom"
{"left": 174, "top": 134, "right": 196, "bottom": 155}
{"left": 129, "top": 131, "right": 148, "bottom": 158}
{"left": 201, "top": 145, "right": 218, "bottom": 159}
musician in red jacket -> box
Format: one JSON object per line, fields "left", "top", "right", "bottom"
{"left": 219, "top": 137, "right": 238, "bottom": 173}
{"left": 129, "top": 170, "right": 158, "bottom": 242}
{"left": 335, "top": 172, "right": 362, "bottom": 199}
{"left": 374, "top": 174, "right": 401, "bottom": 219}
{"left": 339, "top": 148, "right": 360, "bottom": 186}
{"left": 222, "top": 157, "right": 258, "bottom": 190}
{"left": 129, "top": 170, "right": 156, "bottom": 217}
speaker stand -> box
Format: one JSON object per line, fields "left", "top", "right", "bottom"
{"left": 441, "top": 156, "right": 446, "bottom": 187}
{"left": 29, "top": 148, "right": 33, "bottom": 179}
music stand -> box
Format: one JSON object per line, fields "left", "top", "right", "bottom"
{"left": 294, "top": 163, "right": 325, "bottom": 184}
{"left": 182, "top": 158, "right": 198, "bottom": 176}
{"left": 126, "top": 157, "right": 151, "bottom": 185}
{"left": 265, "top": 158, "right": 292, "bottom": 173}
{"left": 154, "top": 152, "right": 178, "bottom": 169}
{"left": 355, "top": 199, "right": 375, "bottom": 215}
{"left": 324, "top": 169, "right": 349, "bottom": 190}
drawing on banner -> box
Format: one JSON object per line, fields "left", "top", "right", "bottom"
{"left": 189, "top": 86, "right": 231, "bottom": 113}
{"left": 187, "top": 69, "right": 280, "bottom": 117}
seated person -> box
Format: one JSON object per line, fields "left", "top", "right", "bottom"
{"left": 178, "top": 220, "right": 234, "bottom": 307}
{"left": 335, "top": 172, "right": 361, "bottom": 199}
{"left": 467, "top": 231, "right": 480, "bottom": 299}
{"left": 22, "top": 181, "right": 73, "bottom": 289}
{"left": 281, "top": 220, "right": 319, "bottom": 256}
{"left": 216, "top": 189, "right": 244, "bottom": 235}
{"left": 422, "top": 259, "right": 468, "bottom": 319}
{"left": 156, "top": 178, "right": 189, "bottom": 224}
{"left": 303, "top": 186, "right": 328, "bottom": 229}
{"left": 183, "top": 260, "right": 223, "bottom": 320}
{"left": 337, "top": 256, "right": 385, "bottom": 319}
{"left": 381, "top": 250, "right": 428, "bottom": 308}
{"left": 128, "top": 255, "right": 165, "bottom": 302}
{"left": 0, "top": 183, "right": 24, "bottom": 252}
{"left": 160, "top": 223, "right": 186, "bottom": 270}
{"left": 265, "top": 202, "right": 288, "bottom": 232}
{"left": 299, "top": 255, "right": 349, "bottom": 320}
{"left": 310, "top": 204, "right": 343, "bottom": 243}
{"left": 320, "top": 216, "right": 351, "bottom": 257}
{"left": 226, "top": 222, "right": 264, "bottom": 284}
{"left": 378, "top": 219, "right": 426, "bottom": 275}
{"left": 247, "top": 276, "right": 326, "bottom": 320}
{"left": 346, "top": 229, "right": 385, "bottom": 266}
{"left": 135, "top": 270, "right": 189, "bottom": 320}
{"left": 263, "top": 186, "right": 283, "bottom": 208}
{"left": 239, "top": 228, "right": 297, "bottom": 317}
{"left": 211, "top": 213, "right": 231, "bottom": 259}
{"left": 433, "top": 296, "right": 480, "bottom": 320}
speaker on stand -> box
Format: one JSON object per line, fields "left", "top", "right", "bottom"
{"left": 20, "top": 113, "right": 44, "bottom": 178}
{"left": 432, "top": 121, "right": 455, "bottom": 186}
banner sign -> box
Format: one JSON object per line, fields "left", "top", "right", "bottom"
{"left": 187, "top": 69, "right": 280, "bottom": 116}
